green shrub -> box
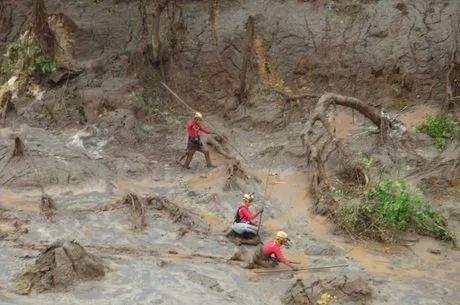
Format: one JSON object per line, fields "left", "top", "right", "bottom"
{"left": 0, "top": 45, "right": 57, "bottom": 77}
{"left": 417, "top": 113, "right": 458, "bottom": 149}
{"left": 29, "top": 46, "right": 57, "bottom": 76}
{"left": 336, "top": 177, "right": 454, "bottom": 242}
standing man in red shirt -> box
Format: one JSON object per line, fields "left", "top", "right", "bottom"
{"left": 183, "top": 112, "right": 216, "bottom": 169}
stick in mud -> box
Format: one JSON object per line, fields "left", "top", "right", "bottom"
{"left": 253, "top": 264, "right": 349, "bottom": 274}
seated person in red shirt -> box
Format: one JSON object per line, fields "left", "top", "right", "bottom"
{"left": 182, "top": 112, "right": 215, "bottom": 169}
{"left": 260, "top": 231, "right": 297, "bottom": 270}
{"left": 231, "top": 193, "right": 263, "bottom": 244}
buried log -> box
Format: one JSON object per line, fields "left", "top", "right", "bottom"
{"left": 11, "top": 240, "right": 104, "bottom": 294}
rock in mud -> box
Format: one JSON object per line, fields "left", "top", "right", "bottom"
{"left": 427, "top": 248, "right": 441, "bottom": 255}
{"left": 11, "top": 240, "right": 104, "bottom": 294}
{"left": 185, "top": 270, "right": 224, "bottom": 292}
{"left": 304, "top": 242, "right": 344, "bottom": 256}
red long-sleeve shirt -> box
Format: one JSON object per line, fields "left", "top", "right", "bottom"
{"left": 262, "top": 239, "right": 288, "bottom": 264}
{"left": 238, "top": 206, "right": 260, "bottom": 223}
{"left": 186, "top": 119, "right": 209, "bottom": 137}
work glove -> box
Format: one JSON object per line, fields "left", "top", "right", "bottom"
{"left": 259, "top": 207, "right": 264, "bottom": 213}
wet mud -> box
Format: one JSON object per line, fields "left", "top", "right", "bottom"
{"left": 1, "top": 0, "right": 460, "bottom": 304}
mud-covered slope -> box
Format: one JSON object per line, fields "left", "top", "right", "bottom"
{"left": 2, "top": 0, "right": 459, "bottom": 109}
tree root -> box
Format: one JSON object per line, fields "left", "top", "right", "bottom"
{"left": 302, "top": 93, "right": 406, "bottom": 213}
{"left": 40, "top": 194, "right": 56, "bottom": 220}
{"left": 147, "top": 195, "right": 211, "bottom": 235}
{"left": 104, "top": 193, "right": 210, "bottom": 235}
{"left": 223, "top": 159, "right": 259, "bottom": 192}
{"left": 1, "top": 90, "right": 14, "bottom": 122}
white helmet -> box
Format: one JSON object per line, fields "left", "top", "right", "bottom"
{"left": 194, "top": 112, "right": 202, "bottom": 119}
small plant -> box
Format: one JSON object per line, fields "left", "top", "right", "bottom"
{"left": 356, "top": 151, "right": 373, "bottom": 169}
{"left": 1, "top": 44, "right": 57, "bottom": 77}
{"left": 1, "top": 62, "right": 12, "bottom": 74}
{"left": 29, "top": 46, "right": 57, "bottom": 76}
{"left": 328, "top": 185, "right": 343, "bottom": 197}
{"left": 417, "top": 113, "right": 458, "bottom": 149}
{"left": 1, "top": 43, "right": 20, "bottom": 75}
{"left": 336, "top": 177, "right": 454, "bottom": 242}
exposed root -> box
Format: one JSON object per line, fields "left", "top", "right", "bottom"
{"left": 301, "top": 93, "right": 405, "bottom": 214}
{"left": 147, "top": 195, "right": 211, "bottom": 235}
{"left": 1, "top": 90, "right": 14, "bottom": 122}
{"left": 40, "top": 193, "right": 56, "bottom": 220}
{"left": 11, "top": 240, "right": 104, "bottom": 295}
{"left": 12, "top": 136, "right": 25, "bottom": 158}
{"left": 105, "top": 193, "right": 211, "bottom": 235}
{"left": 237, "top": 15, "right": 255, "bottom": 105}
{"left": 335, "top": 164, "right": 368, "bottom": 188}
{"left": 118, "top": 193, "right": 146, "bottom": 231}
{"left": 224, "top": 159, "right": 255, "bottom": 191}
{"left": 444, "top": 14, "right": 460, "bottom": 111}
{"left": 31, "top": 0, "right": 55, "bottom": 57}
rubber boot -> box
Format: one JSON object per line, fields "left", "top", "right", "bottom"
{"left": 204, "top": 150, "right": 216, "bottom": 168}
{"left": 183, "top": 150, "right": 194, "bottom": 169}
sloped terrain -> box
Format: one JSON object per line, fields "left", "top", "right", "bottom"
{"left": 0, "top": 1, "right": 459, "bottom": 305}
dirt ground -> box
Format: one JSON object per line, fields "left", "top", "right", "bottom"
{"left": 1, "top": 0, "right": 460, "bottom": 304}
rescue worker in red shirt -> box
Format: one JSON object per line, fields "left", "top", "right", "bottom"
{"left": 255, "top": 231, "right": 298, "bottom": 270}
{"left": 230, "top": 193, "right": 263, "bottom": 245}
{"left": 182, "top": 112, "right": 216, "bottom": 169}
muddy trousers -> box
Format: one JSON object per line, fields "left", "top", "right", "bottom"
{"left": 183, "top": 146, "right": 212, "bottom": 168}
{"left": 246, "top": 246, "right": 278, "bottom": 269}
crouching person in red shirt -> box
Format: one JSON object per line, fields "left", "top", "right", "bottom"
{"left": 229, "top": 193, "right": 263, "bottom": 245}
{"left": 247, "top": 231, "right": 298, "bottom": 270}
{"left": 183, "top": 112, "right": 216, "bottom": 169}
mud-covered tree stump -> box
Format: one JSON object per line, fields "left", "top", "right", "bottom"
{"left": 12, "top": 240, "right": 104, "bottom": 294}
{"left": 12, "top": 136, "right": 25, "bottom": 158}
